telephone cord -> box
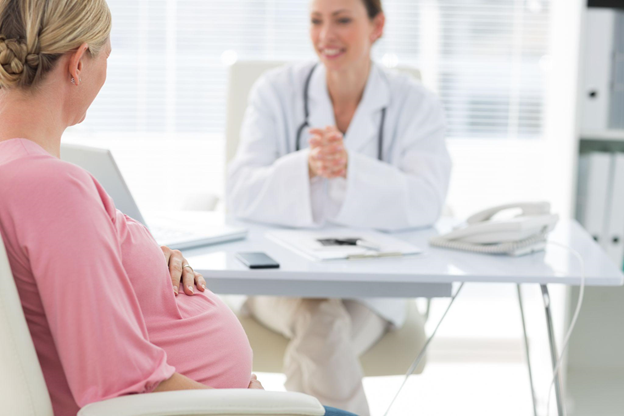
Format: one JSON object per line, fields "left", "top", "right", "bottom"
{"left": 544, "top": 241, "right": 585, "bottom": 416}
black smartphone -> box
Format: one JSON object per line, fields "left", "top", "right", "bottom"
{"left": 235, "top": 252, "right": 280, "bottom": 269}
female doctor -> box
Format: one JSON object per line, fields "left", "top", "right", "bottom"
{"left": 227, "top": 0, "right": 451, "bottom": 414}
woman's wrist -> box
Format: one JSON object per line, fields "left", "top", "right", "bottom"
{"left": 153, "top": 372, "right": 211, "bottom": 392}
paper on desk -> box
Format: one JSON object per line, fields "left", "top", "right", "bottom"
{"left": 266, "top": 229, "right": 422, "bottom": 261}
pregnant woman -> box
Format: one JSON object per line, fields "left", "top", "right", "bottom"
{"left": 0, "top": 1, "right": 353, "bottom": 415}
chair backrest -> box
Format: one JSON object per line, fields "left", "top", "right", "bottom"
{"left": 224, "top": 60, "right": 421, "bottom": 165}
{"left": 225, "top": 60, "right": 286, "bottom": 165}
{"left": 0, "top": 236, "right": 54, "bottom": 415}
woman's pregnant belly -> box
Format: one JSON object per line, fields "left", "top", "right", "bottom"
{"left": 146, "top": 290, "right": 253, "bottom": 388}
{"left": 117, "top": 216, "right": 252, "bottom": 388}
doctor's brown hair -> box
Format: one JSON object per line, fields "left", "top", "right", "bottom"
{"left": 0, "top": 0, "right": 111, "bottom": 90}
{"left": 361, "top": 0, "right": 383, "bottom": 19}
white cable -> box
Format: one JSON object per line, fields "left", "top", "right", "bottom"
{"left": 544, "top": 241, "right": 585, "bottom": 416}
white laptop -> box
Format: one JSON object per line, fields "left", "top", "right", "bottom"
{"left": 60, "top": 143, "right": 247, "bottom": 250}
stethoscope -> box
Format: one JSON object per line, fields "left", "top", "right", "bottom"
{"left": 294, "top": 63, "right": 387, "bottom": 161}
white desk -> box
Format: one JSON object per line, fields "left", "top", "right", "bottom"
{"left": 182, "top": 216, "right": 623, "bottom": 416}
{"left": 183, "top": 217, "right": 623, "bottom": 294}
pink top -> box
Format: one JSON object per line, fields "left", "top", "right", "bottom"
{"left": 0, "top": 139, "right": 253, "bottom": 416}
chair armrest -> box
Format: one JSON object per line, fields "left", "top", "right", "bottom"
{"left": 78, "top": 389, "right": 325, "bottom": 416}
{"left": 182, "top": 192, "right": 219, "bottom": 211}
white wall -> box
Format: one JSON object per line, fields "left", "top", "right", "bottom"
{"left": 446, "top": 139, "right": 550, "bottom": 219}
{"left": 446, "top": 0, "right": 584, "bottom": 222}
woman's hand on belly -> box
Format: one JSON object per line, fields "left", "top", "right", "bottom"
{"left": 160, "top": 246, "right": 207, "bottom": 296}
{"left": 248, "top": 374, "right": 264, "bottom": 390}
{"left": 154, "top": 372, "right": 212, "bottom": 392}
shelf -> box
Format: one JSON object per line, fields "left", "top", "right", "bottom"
{"left": 580, "top": 130, "right": 624, "bottom": 141}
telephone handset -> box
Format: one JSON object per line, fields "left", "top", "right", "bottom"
{"left": 430, "top": 202, "right": 559, "bottom": 256}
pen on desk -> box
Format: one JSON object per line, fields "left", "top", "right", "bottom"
{"left": 355, "top": 239, "right": 381, "bottom": 251}
{"left": 347, "top": 252, "right": 403, "bottom": 260}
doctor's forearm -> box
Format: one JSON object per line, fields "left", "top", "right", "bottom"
{"left": 228, "top": 153, "right": 317, "bottom": 226}
{"left": 332, "top": 154, "right": 448, "bottom": 230}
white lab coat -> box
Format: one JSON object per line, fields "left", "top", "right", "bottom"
{"left": 227, "top": 61, "right": 452, "bottom": 327}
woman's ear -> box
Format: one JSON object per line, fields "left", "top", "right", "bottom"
{"left": 68, "top": 43, "right": 90, "bottom": 86}
{"left": 371, "top": 12, "right": 385, "bottom": 43}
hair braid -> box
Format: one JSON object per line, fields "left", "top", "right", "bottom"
{"left": 0, "top": 0, "right": 111, "bottom": 90}
{"left": 0, "top": 35, "right": 25, "bottom": 85}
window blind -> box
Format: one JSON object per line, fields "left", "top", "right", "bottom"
{"left": 71, "top": 0, "right": 551, "bottom": 140}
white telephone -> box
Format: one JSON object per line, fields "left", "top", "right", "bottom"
{"left": 430, "top": 202, "right": 559, "bottom": 256}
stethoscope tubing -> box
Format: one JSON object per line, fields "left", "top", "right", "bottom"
{"left": 295, "top": 63, "right": 387, "bottom": 161}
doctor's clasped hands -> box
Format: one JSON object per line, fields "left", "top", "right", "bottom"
{"left": 308, "top": 126, "right": 348, "bottom": 179}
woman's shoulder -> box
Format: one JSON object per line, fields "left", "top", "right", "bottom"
{"left": 375, "top": 64, "right": 445, "bottom": 122}
{"left": 377, "top": 64, "right": 440, "bottom": 105}
{"left": 0, "top": 145, "right": 104, "bottom": 209}
{"left": 253, "top": 61, "right": 317, "bottom": 100}
{"left": 20, "top": 154, "right": 92, "bottom": 188}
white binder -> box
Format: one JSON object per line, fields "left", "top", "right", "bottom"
{"left": 577, "top": 152, "right": 613, "bottom": 248}
{"left": 581, "top": 9, "right": 617, "bottom": 132}
{"left": 605, "top": 154, "right": 624, "bottom": 268}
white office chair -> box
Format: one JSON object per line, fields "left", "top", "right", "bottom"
{"left": 0, "top": 235, "right": 324, "bottom": 416}
{"left": 224, "top": 60, "right": 427, "bottom": 377}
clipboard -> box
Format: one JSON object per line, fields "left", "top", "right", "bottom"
{"left": 266, "top": 229, "right": 422, "bottom": 261}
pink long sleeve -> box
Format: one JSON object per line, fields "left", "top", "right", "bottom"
{"left": 3, "top": 146, "right": 175, "bottom": 407}
{"left": 0, "top": 139, "right": 252, "bottom": 416}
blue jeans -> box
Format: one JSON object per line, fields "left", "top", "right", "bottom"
{"left": 324, "top": 406, "right": 358, "bottom": 416}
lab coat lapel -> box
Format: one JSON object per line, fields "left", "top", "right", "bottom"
{"left": 344, "top": 64, "right": 390, "bottom": 156}
{"left": 306, "top": 64, "right": 336, "bottom": 147}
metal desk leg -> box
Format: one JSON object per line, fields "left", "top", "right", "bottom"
{"left": 517, "top": 285, "right": 538, "bottom": 416}
{"left": 384, "top": 282, "right": 465, "bottom": 416}
{"left": 541, "top": 284, "right": 565, "bottom": 416}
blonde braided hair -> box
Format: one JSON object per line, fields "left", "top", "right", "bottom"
{"left": 0, "top": 35, "right": 39, "bottom": 85}
{"left": 0, "top": 0, "right": 111, "bottom": 90}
